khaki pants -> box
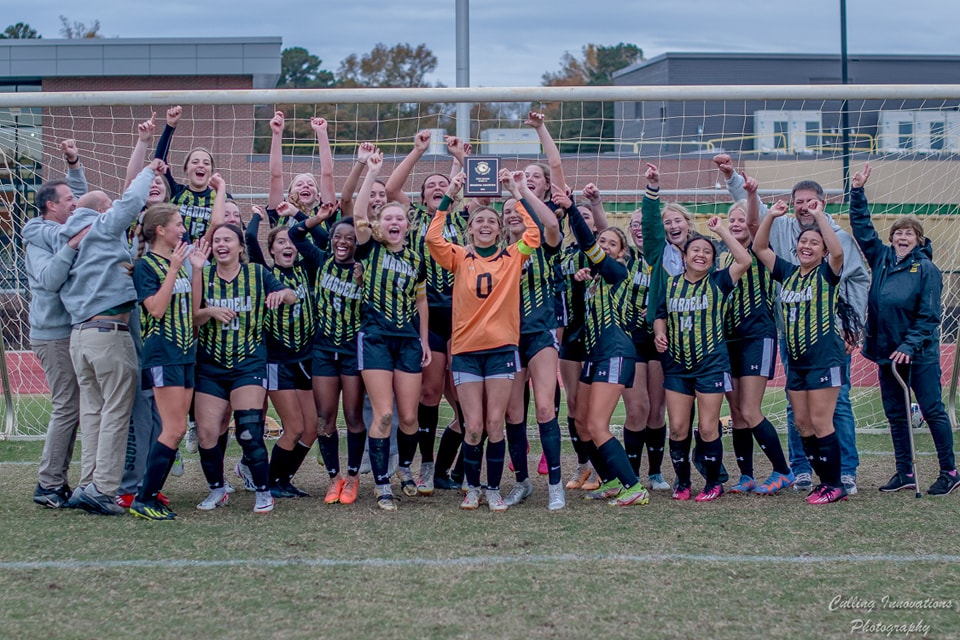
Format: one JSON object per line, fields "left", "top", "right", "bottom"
{"left": 32, "top": 337, "right": 80, "bottom": 489}
{"left": 69, "top": 326, "right": 139, "bottom": 497}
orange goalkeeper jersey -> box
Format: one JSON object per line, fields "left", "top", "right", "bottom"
{"left": 426, "top": 203, "right": 540, "bottom": 355}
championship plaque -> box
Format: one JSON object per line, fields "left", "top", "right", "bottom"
{"left": 463, "top": 156, "right": 501, "bottom": 198}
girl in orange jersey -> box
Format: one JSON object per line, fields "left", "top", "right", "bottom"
{"left": 426, "top": 170, "right": 541, "bottom": 512}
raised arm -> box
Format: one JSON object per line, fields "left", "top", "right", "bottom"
{"left": 142, "top": 241, "right": 190, "bottom": 319}
{"left": 244, "top": 205, "right": 268, "bottom": 266}
{"left": 354, "top": 149, "right": 384, "bottom": 246}
{"left": 581, "top": 182, "right": 608, "bottom": 232}
{"left": 201, "top": 173, "right": 228, "bottom": 246}
{"left": 267, "top": 111, "right": 286, "bottom": 209}
{"left": 155, "top": 106, "right": 181, "bottom": 191}
{"left": 426, "top": 172, "right": 466, "bottom": 272}
{"left": 503, "top": 169, "right": 561, "bottom": 248}
{"left": 124, "top": 113, "right": 156, "bottom": 191}
{"left": 558, "top": 189, "right": 626, "bottom": 285}
{"left": 385, "top": 130, "right": 433, "bottom": 208}
{"left": 741, "top": 173, "right": 760, "bottom": 237}
{"left": 525, "top": 111, "right": 566, "bottom": 197}
{"left": 752, "top": 200, "right": 788, "bottom": 272}
{"left": 103, "top": 160, "right": 166, "bottom": 236}
{"left": 810, "top": 200, "right": 844, "bottom": 276}
{"left": 707, "top": 216, "right": 751, "bottom": 281}
{"left": 640, "top": 163, "right": 665, "bottom": 267}
{"left": 339, "top": 142, "right": 376, "bottom": 217}
{"left": 60, "top": 139, "right": 88, "bottom": 198}
{"left": 847, "top": 164, "right": 883, "bottom": 268}
{"left": 311, "top": 117, "right": 337, "bottom": 206}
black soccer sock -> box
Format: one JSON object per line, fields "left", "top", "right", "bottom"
{"left": 623, "top": 428, "right": 645, "bottom": 476}
{"left": 397, "top": 430, "right": 419, "bottom": 470}
{"left": 732, "top": 428, "right": 754, "bottom": 478}
{"left": 463, "top": 440, "right": 483, "bottom": 488}
{"left": 817, "top": 432, "right": 842, "bottom": 487}
{"left": 568, "top": 418, "right": 589, "bottom": 465}
{"left": 417, "top": 402, "right": 439, "bottom": 463}
{"left": 753, "top": 418, "right": 790, "bottom": 475}
{"left": 692, "top": 427, "right": 704, "bottom": 472}
{"left": 801, "top": 435, "right": 822, "bottom": 482}
{"left": 486, "top": 439, "right": 506, "bottom": 492}
{"left": 505, "top": 422, "right": 529, "bottom": 482}
{"left": 538, "top": 417, "right": 563, "bottom": 485}
{"left": 269, "top": 443, "right": 293, "bottom": 485}
{"left": 582, "top": 439, "right": 611, "bottom": 483}
{"left": 701, "top": 436, "right": 723, "bottom": 486}
{"left": 368, "top": 436, "right": 391, "bottom": 487}
{"left": 669, "top": 437, "right": 692, "bottom": 487}
{"left": 198, "top": 444, "right": 224, "bottom": 489}
{"left": 218, "top": 430, "right": 231, "bottom": 460}
{"left": 645, "top": 425, "right": 666, "bottom": 475}
{"left": 346, "top": 430, "right": 366, "bottom": 476}
{"left": 451, "top": 445, "right": 465, "bottom": 483}
{"left": 453, "top": 401, "right": 466, "bottom": 430}
{"left": 317, "top": 432, "right": 340, "bottom": 478}
{"left": 435, "top": 425, "right": 462, "bottom": 477}
{"left": 522, "top": 383, "right": 531, "bottom": 428}
{"left": 554, "top": 381, "right": 562, "bottom": 417}
{"left": 287, "top": 441, "right": 311, "bottom": 481}
{"left": 599, "top": 437, "right": 639, "bottom": 488}
{"left": 137, "top": 440, "right": 177, "bottom": 502}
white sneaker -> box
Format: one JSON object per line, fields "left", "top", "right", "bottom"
{"left": 792, "top": 472, "right": 813, "bottom": 493}
{"left": 417, "top": 462, "right": 435, "bottom": 496}
{"left": 196, "top": 486, "right": 229, "bottom": 511}
{"left": 648, "top": 473, "right": 671, "bottom": 491}
{"left": 841, "top": 474, "right": 858, "bottom": 496}
{"left": 254, "top": 490, "right": 275, "bottom": 513}
{"left": 224, "top": 483, "right": 236, "bottom": 495}
{"left": 547, "top": 482, "right": 566, "bottom": 511}
{"left": 460, "top": 487, "right": 481, "bottom": 510}
{"left": 486, "top": 489, "right": 508, "bottom": 512}
{"left": 234, "top": 462, "right": 256, "bottom": 492}
{"left": 503, "top": 478, "right": 533, "bottom": 506}
{"left": 170, "top": 449, "right": 185, "bottom": 478}
{"left": 185, "top": 421, "right": 199, "bottom": 454}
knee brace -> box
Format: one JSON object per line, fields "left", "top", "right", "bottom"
{"left": 234, "top": 409, "right": 268, "bottom": 468}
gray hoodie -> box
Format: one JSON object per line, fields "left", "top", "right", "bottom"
{"left": 21, "top": 165, "right": 90, "bottom": 341}
{"left": 56, "top": 167, "right": 154, "bottom": 325}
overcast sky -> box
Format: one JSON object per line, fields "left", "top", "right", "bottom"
{"left": 10, "top": 1, "right": 960, "bottom": 87}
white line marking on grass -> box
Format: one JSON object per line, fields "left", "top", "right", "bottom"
{"left": 3, "top": 553, "right": 960, "bottom": 572}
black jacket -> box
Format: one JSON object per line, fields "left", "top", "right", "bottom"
{"left": 849, "top": 186, "right": 941, "bottom": 365}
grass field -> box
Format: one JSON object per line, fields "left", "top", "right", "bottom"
{"left": 1, "top": 433, "right": 959, "bottom": 640}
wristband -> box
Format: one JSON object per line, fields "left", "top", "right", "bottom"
{"left": 438, "top": 195, "right": 454, "bottom": 211}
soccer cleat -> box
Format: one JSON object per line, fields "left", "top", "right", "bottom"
{"left": 129, "top": 499, "right": 175, "bottom": 521}
{"left": 433, "top": 473, "right": 459, "bottom": 491}
{"left": 729, "top": 476, "right": 755, "bottom": 494}
{"left": 754, "top": 470, "right": 795, "bottom": 495}
{"left": 63, "top": 486, "right": 91, "bottom": 511}
{"left": 841, "top": 474, "right": 858, "bottom": 496}
{"left": 486, "top": 489, "right": 508, "bottom": 512}
{"left": 196, "top": 486, "right": 229, "bottom": 511}
{"left": 672, "top": 484, "right": 692, "bottom": 501}
{"left": 610, "top": 482, "right": 650, "bottom": 507}
{"left": 417, "top": 462, "right": 435, "bottom": 496}
{"left": 156, "top": 492, "right": 170, "bottom": 506}
{"left": 170, "top": 449, "right": 185, "bottom": 477}
{"left": 282, "top": 480, "right": 309, "bottom": 497}
{"left": 79, "top": 486, "right": 126, "bottom": 515}
{"left": 537, "top": 452, "right": 549, "bottom": 475}
{"left": 581, "top": 471, "right": 601, "bottom": 491}
{"left": 254, "top": 490, "right": 275, "bottom": 513}
{"left": 396, "top": 467, "right": 419, "bottom": 497}
{"left": 584, "top": 478, "right": 623, "bottom": 500}
{"left": 270, "top": 483, "right": 297, "bottom": 499}
{"left": 324, "top": 477, "right": 347, "bottom": 504}
{"left": 185, "top": 421, "right": 199, "bottom": 454}
{"left": 460, "top": 487, "right": 481, "bottom": 510}
{"left": 234, "top": 462, "right": 256, "bottom": 492}
{"left": 807, "top": 484, "right": 848, "bottom": 504}
{"left": 375, "top": 485, "right": 397, "bottom": 511}
{"left": 927, "top": 470, "right": 960, "bottom": 496}
{"left": 694, "top": 483, "right": 724, "bottom": 502}
{"left": 648, "top": 473, "right": 671, "bottom": 491}
{"left": 339, "top": 475, "right": 360, "bottom": 505}
{"left": 224, "top": 483, "right": 236, "bottom": 495}
{"left": 565, "top": 463, "right": 594, "bottom": 490}
{"left": 792, "top": 472, "right": 813, "bottom": 493}
{"left": 547, "top": 482, "right": 566, "bottom": 510}
{"left": 879, "top": 472, "right": 917, "bottom": 493}
{"left": 115, "top": 494, "right": 135, "bottom": 509}
{"left": 33, "top": 484, "right": 68, "bottom": 509}
{"left": 503, "top": 478, "right": 533, "bottom": 507}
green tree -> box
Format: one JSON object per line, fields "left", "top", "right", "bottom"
{"left": 278, "top": 47, "right": 335, "bottom": 88}
{"left": 58, "top": 16, "right": 102, "bottom": 39}
{"left": 0, "top": 23, "right": 41, "bottom": 39}
{"left": 540, "top": 43, "right": 643, "bottom": 152}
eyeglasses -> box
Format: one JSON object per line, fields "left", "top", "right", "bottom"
{"left": 628, "top": 222, "right": 642, "bottom": 229}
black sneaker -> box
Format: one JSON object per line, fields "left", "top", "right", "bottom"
{"left": 63, "top": 486, "right": 93, "bottom": 511}
{"left": 879, "top": 472, "right": 917, "bottom": 493}
{"left": 129, "top": 499, "right": 175, "bottom": 521}
{"left": 927, "top": 470, "right": 960, "bottom": 496}
{"left": 77, "top": 485, "right": 126, "bottom": 515}
{"left": 280, "top": 480, "right": 309, "bottom": 497}
{"left": 33, "top": 484, "right": 67, "bottom": 508}
{"left": 269, "top": 483, "right": 297, "bottom": 499}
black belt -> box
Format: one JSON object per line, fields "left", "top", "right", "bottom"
{"left": 73, "top": 320, "right": 130, "bottom": 332}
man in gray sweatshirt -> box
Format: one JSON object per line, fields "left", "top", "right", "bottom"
{"left": 23, "top": 142, "right": 90, "bottom": 508}
{"left": 52, "top": 160, "right": 167, "bottom": 515}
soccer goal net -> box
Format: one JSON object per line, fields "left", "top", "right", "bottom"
{"left": 2, "top": 84, "right": 959, "bottom": 438}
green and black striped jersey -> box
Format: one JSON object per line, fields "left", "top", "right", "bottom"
{"left": 314, "top": 255, "right": 362, "bottom": 351}
{"left": 169, "top": 184, "right": 216, "bottom": 242}
{"left": 265, "top": 263, "right": 316, "bottom": 362}
{"left": 582, "top": 271, "right": 634, "bottom": 361}
{"left": 409, "top": 204, "right": 468, "bottom": 308}
{"left": 355, "top": 239, "right": 426, "bottom": 338}
{"left": 720, "top": 246, "right": 777, "bottom": 341}
{"left": 198, "top": 263, "right": 285, "bottom": 368}
{"left": 520, "top": 240, "right": 561, "bottom": 334}
{"left": 622, "top": 247, "right": 653, "bottom": 335}
{"left": 133, "top": 253, "right": 195, "bottom": 367}
{"left": 559, "top": 245, "right": 589, "bottom": 342}
{"left": 657, "top": 270, "right": 735, "bottom": 372}
{"left": 772, "top": 257, "right": 844, "bottom": 369}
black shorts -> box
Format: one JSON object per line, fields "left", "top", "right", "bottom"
{"left": 519, "top": 330, "right": 558, "bottom": 368}
{"left": 451, "top": 347, "right": 520, "bottom": 385}
{"left": 558, "top": 337, "right": 586, "bottom": 363}
{"left": 729, "top": 337, "right": 776, "bottom": 379}
{"left": 579, "top": 357, "right": 636, "bottom": 387}
{"left": 787, "top": 365, "right": 846, "bottom": 391}
{"left": 631, "top": 330, "right": 660, "bottom": 364}
{"left": 141, "top": 363, "right": 195, "bottom": 390}
{"left": 554, "top": 293, "right": 569, "bottom": 329}
{"left": 663, "top": 370, "right": 733, "bottom": 396}
{"left": 358, "top": 331, "right": 423, "bottom": 374}
{"left": 427, "top": 306, "right": 452, "bottom": 353}
{"left": 195, "top": 358, "right": 266, "bottom": 400}
{"left": 312, "top": 344, "right": 359, "bottom": 378}
{"left": 267, "top": 359, "right": 312, "bottom": 392}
